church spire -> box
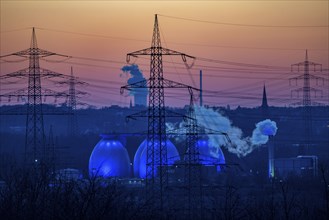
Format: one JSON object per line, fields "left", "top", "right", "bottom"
{"left": 261, "top": 84, "right": 268, "bottom": 108}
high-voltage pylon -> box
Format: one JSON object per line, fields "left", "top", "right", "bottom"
{"left": 121, "top": 14, "right": 197, "bottom": 210}
{"left": 167, "top": 104, "right": 231, "bottom": 218}
{"left": 68, "top": 68, "right": 78, "bottom": 136}
{"left": 290, "top": 50, "right": 324, "bottom": 154}
{"left": 0, "top": 27, "right": 70, "bottom": 166}
{"left": 57, "top": 67, "right": 88, "bottom": 136}
{"left": 47, "top": 125, "right": 55, "bottom": 172}
{"left": 185, "top": 89, "right": 202, "bottom": 219}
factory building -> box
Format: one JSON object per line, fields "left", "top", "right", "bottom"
{"left": 274, "top": 155, "right": 318, "bottom": 178}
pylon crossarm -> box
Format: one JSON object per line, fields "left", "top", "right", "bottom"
{"left": 56, "top": 77, "right": 89, "bottom": 85}
{"left": 0, "top": 68, "right": 29, "bottom": 80}
{"left": 166, "top": 127, "right": 188, "bottom": 135}
{"left": 1, "top": 49, "right": 69, "bottom": 59}
{"left": 126, "top": 46, "right": 195, "bottom": 61}
{"left": 290, "top": 74, "right": 324, "bottom": 81}
{"left": 120, "top": 79, "right": 148, "bottom": 94}
{"left": 0, "top": 53, "right": 16, "bottom": 58}
{"left": 126, "top": 109, "right": 191, "bottom": 122}
{"left": 39, "top": 68, "right": 67, "bottom": 79}
{"left": 12, "top": 48, "right": 69, "bottom": 58}
{"left": 165, "top": 109, "right": 191, "bottom": 120}
{"left": 0, "top": 88, "right": 27, "bottom": 99}
{"left": 75, "top": 90, "right": 88, "bottom": 96}
{"left": 42, "top": 88, "right": 69, "bottom": 97}
{"left": 11, "top": 48, "right": 55, "bottom": 58}
{"left": 160, "top": 47, "right": 195, "bottom": 59}
{"left": 126, "top": 110, "right": 149, "bottom": 121}
{"left": 61, "top": 89, "right": 88, "bottom": 97}
{"left": 289, "top": 75, "right": 305, "bottom": 81}
{"left": 200, "top": 127, "right": 227, "bottom": 136}
{"left": 162, "top": 78, "right": 199, "bottom": 91}
{"left": 291, "top": 87, "right": 323, "bottom": 97}
{"left": 194, "top": 126, "right": 231, "bottom": 144}
{"left": 126, "top": 48, "right": 152, "bottom": 62}
{"left": 0, "top": 68, "right": 66, "bottom": 81}
{"left": 120, "top": 78, "right": 199, "bottom": 93}
{"left": 291, "top": 62, "right": 322, "bottom": 72}
{"left": 292, "top": 61, "right": 322, "bottom": 67}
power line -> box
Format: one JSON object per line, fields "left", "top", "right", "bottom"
{"left": 34, "top": 27, "right": 150, "bottom": 43}
{"left": 196, "top": 57, "right": 289, "bottom": 70}
{"left": 0, "top": 27, "right": 31, "bottom": 33}
{"left": 166, "top": 41, "right": 328, "bottom": 51}
{"left": 17, "top": 26, "right": 326, "bottom": 52}
{"left": 158, "top": 14, "right": 329, "bottom": 28}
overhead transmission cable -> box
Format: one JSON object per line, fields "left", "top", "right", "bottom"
{"left": 28, "top": 26, "right": 327, "bottom": 51}
{"left": 157, "top": 14, "right": 329, "bottom": 28}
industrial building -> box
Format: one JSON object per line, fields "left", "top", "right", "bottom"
{"left": 274, "top": 155, "right": 318, "bottom": 178}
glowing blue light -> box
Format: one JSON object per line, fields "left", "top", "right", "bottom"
{"left": 258, "top": 119, "right": 277, "bottom": 136}
{"left": 195, "top": 140, "right": 225, "bottom": 172}
{"left": 89, "top": 135, "right": 131, "bottom": 178}
{"left": 261, "top": 125, "right": 276, "bottom": 136}
{"left": 134, "top": 139, "right": 180, "bottom": 178}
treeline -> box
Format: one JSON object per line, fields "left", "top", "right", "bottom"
{"left": 0, "top": 165, "right": 328, "bottom": 219}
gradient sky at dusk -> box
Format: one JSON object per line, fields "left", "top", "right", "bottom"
{"left": 1, "top": 1, "right": 328, "bottom": 108}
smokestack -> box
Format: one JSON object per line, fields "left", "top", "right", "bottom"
{"left": 200, "top": 70, "right": 203, "bottom": 106}
{"left": 121, "top": 64, "right": 148, "bottom": 107}
{"left": 268, "top": 137, "right": 274, "bottom": 179}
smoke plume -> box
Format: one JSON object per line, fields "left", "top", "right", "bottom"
{"left": 121, "top": 64, "right": 148, "bottom": 106}
{"left": 192, "top": 106, "right": 278, "bottom": 157}
{"left": 251, "top": 119, "right": 277, "bottom": 145}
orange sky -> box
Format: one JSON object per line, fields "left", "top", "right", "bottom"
{"left": 1, "top": 1, "right": 328, "bottom": 107}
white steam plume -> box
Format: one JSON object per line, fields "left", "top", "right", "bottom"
{"left": 194, "top": 106, "right": 278, "bottom": 157}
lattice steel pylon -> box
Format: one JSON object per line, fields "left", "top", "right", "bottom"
{"left": 0, "top": 27, "right": 70, "bottom": 166}
{"left": 290, "top": 50, "right": 324, "bottom": 154}
{"left": 47, "top": 125, "right": 55, "bottom": 172}
{"left": 185, "top": 89, "right": 202, "bottom": 219}
{"left": 121, "top": 14, "right": 196, "bottom": 210}
{"left": 25, "top": 28, "right": 46, "bottom": 165}
{"left": 57, "top": 67, "right": 88, "bottom": 136}
{"left": 68, "top": 67, "right": 78, "bottom": 136}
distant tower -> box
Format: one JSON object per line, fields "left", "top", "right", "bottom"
{"left": 261, "top": 84, "right": 268, "bottom": 109}
{"left": 134, "top": 92, "right": 147, "bottom": 106}
{"left": 57, "top": 67, "right": 88, "bottom": 136}
{"left": 290, "top": 50, "right": 323, "bottom": 155}
{"left": 68, "top": 67, "right": 78, "bottom": 136}
{"left": 261, "top": 84, "right": 274, "bottom": 179}
{"left": 129, "top": 98, "right": 133, "bottom": 108}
